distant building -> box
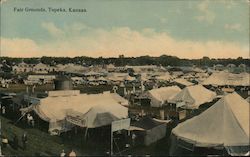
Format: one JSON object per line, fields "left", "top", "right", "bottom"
{"left": 33, "top": 63, "right": 57, "bottom": 74}
{"left": 12, "top": 62, "right": 34, "bottom": 73}
{"left": 119, "top": 54, "right": 125, "bottom": 58}
{"left": 227, "top": 64, "right": 236, "bottom": 68}
{"left": 105, "top": 64, "right": 116, "bottom": 72}
{"left": 125, "top": 65, "right": 159, "bottom": 73}
{"left": 226, "top": 64, "right": 236, "bottom": 73}
{"left": 238, "top": 64, "right": 247, "bottom": 72}
{"left": 12, "top": 62, "right": 57, "bottom": 74}
{"left": 213, "top": 64, "right": 224, "bottom": 71}
{"left": 24, "top": 75, "right": 56, "bottom": 85}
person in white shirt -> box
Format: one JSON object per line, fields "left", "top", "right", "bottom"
{"left": 60, "top": 149, "right": 66, "bottom": 157}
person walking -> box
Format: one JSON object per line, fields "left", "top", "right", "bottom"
{"left": 13, "top": 134, "right": 19, "bottom": 150}
{"left": 2, "top": 106, "right": 6, "bottom": 115}
{"left": 132, "top": 133, "right": 136, "bottom": 146}
{"left": 21, "top": 132, "right": 28, "bottom": 150}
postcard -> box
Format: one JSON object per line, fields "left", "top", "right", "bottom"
{"left": 0, "top": 0, "right": 249, "bottom": 156}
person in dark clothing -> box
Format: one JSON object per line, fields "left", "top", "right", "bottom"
{"left": 21, "top": 132, "right": 28, "bottom": 150}
{"left": 13, "top": 134, "right": 19, "bottom": 150}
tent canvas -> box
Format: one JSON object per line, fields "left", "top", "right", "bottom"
{"left": 202, "top": 72, "right": 250, "bottom": 86}
{"left": 173, "top": 78, "right": 194, "bottom": 86}
{"left": 245, "top": 97, "right": 250, "bottom": 103}
{"left": 144, "top": 86, "right": 181, "bottom": 107}
{"left": 169, "top": 85, "right": 216, "bottom": 109}
{"left": 24, "top": 91, "right": 128, "bottom": 133}
{"left": 172, "top": 92, "right": 249, "bottom": 156}
{"left": 155, "top": 73, "right": 172, "bottom": 81}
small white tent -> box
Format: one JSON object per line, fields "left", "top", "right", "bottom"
{"left": 172, "top": 92, "right": 249, "bottom": 156}
{"left": 144, "top": 86, "right": 181, "bottom": 107}
{"left": 169, "top": 85, "right": 216, "bottom": 109}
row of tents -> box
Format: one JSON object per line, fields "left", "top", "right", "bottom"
{"left": 19, "top": 89, "right": 249, "bottom": 156}
{"left": 81, "top": 71, "right": 249, "bottom": 88}
{"left": 142, "top": 84, "right": 217, "bottom": 109}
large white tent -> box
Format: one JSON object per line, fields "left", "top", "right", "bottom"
{"left": 144, "top": 86, "right": 181, "bottom": 107}
{"left": 169, "top": 85, "right": 216, "bottom": 109}
{"left": 23, "top": 91, "right": 128, "bottom": 133}
{"left": 202, "top": 71, "right": 250, "bottom": 86}
{"left": 171, "top": 92, "right": 249, "bottom": 156}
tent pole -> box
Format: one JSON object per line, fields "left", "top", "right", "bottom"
{"left": 84, "top": 127, "right": 88, "bottom": 141}
{"left": 111, "top": 128, "right": 113, "bottom": 156}
{"left": 14, "top": 112, "right": 26, "bottom": 125}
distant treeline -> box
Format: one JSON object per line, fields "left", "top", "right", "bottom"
{"left": 0, "top": 55, "right": 249, "bottom": 67}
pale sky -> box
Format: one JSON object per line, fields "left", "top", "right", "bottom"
{"left": 0, "top": 0, "right": 249, "bottom": 59}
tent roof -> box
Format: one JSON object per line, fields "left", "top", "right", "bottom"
{"left": 155, "top": 73, "right": 172, "bottom": 81}
{"left": 110, "top": 93, "right": 129, "bottom": 106}
{"left": 169, "top": 85, "right": 216, "bottom": 109}
{"left": 174, "top": 78, "right": 194, "bottom": 86}
{"left": 33, "top": 92, "right": 128, "bottom": 128}
{"left": 172, "top": 92, "right": 249, "bottom": 147}
{"left": 146, "top": 86, "right": 181, "bottom": 103}
{"left": 202, "top": 72, "right": 250, "bottom": 86}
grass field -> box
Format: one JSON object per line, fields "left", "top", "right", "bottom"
{"left": 1, "top": 116, "right": 82, "bottom": 156}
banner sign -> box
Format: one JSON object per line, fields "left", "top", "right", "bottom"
{"left": 111, "top": 118, "right": 130, "bottom": 132}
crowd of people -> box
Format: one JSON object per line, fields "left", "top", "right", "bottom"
{"left": 1, "top": 132, "right": 28, "bottom": 151}
{"left": 1, "top": 131, "right": 78, "bottom": 156}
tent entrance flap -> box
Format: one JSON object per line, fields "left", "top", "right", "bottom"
{"left": 177, "top": 138, "right": 195, "bottom": 151}
{"left": 94, "top": 112, "right": 118, "bottom": 127}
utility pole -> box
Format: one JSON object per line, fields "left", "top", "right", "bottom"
{"left": 111, "top": 128, "right": 113, "bottom": 156}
